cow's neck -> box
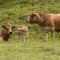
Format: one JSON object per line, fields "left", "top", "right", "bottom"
{"left": 36, "top": 16, "right": 45, "bottom": 27}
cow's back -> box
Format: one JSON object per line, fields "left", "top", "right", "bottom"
{"left": 38, "top": 13, "right": 60, "bottom": 31}
{"left": 39, "top": 13, "right": 54, "bottom": 27}
{"left": 52, "top": 14, "right": 60, "bottom": 30}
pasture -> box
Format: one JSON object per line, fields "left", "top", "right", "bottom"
{"left": 0, "top": 0, "right": 60, "bottom": 60}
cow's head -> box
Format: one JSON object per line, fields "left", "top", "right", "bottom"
{"left": 1, "top": 23, "right": 15, "bottom": 41}
{"left": 2, "top": 23, "right": 12, "bottom": 35}
{"left": 28, "top": 12, "right": 44, "bottom": 25}
{"left": 28, "top": 13, "right": 39, "bottom": 23}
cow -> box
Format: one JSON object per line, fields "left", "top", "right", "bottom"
{"left": 0, "top": 23, "right": 13, "bottom": 41}
{"left": 17, "top": 25, "right": 29, "bottom": 42}
{"left": 29, "top": 12, "right": 60, "bottom": 41}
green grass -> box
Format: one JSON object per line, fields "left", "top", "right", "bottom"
{"left": 0, "top": 39, "right": 60, "bottom": 60}
{"left": 0, "top": 0, "right": 60, "bottom": 60}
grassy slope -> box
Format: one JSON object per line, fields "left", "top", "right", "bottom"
{"left": 0, "top": 0, "right": 60, "bottom": 60}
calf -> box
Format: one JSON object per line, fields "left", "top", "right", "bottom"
{"left": 17, "top": 25, "right": 28, "bottom": 42}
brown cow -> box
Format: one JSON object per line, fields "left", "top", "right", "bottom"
{"left": 0, "top": 23, "right": 13, "bottom": 41}
{"left": 29, "top": 12, "right": 60, "bottom": 41}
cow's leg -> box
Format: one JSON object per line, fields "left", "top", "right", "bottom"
{"left": 44, "top": 31, "right": 49, "bottom": 41}
{"left": 23, "top": 35, "right": 25, "bottom": 43}
{"left": 26, "top": 32, "right": 29, "bottom": 43}
{"left": 52, "top": 32, "right": 55, "bottom": 40}
{"left": 52, "top": 27, "right": 55, "bottom": 40}
{"left": 44, "top": 27, "right": 49, "bottom": 41}
{"left": 42, "top": 27, "right": 49, "bottom": 41}
{"left": 49, "top": 18, "right": 55, "bottom": 40}
{"left": 18, "top": 35, "right": 22, "bottom": 42}
{"left": 51, "top": 31, "right": 55, "bottom": 40}
{"left": 45, "top": 32, "right": 48, "bottom": 41}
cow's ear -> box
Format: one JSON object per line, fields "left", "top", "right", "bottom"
{"left": 12, "top": 26, "right": 16, "bottom": 31}
{"left": 2, "top": 25, "right": 5, "bottom": 28}
{"left": 2, "top": 25, "right": 7, "bottom": 29}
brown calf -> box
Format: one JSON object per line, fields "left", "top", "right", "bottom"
{"left": 17, "top": 25, "right": 28, "bottom": 42}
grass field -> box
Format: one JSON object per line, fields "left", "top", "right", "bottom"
{"left": 0, "top": 38, "right": 60, "bottom": 60}
{"left": 0, "top": 0, "right": 60, "bottom": 60}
